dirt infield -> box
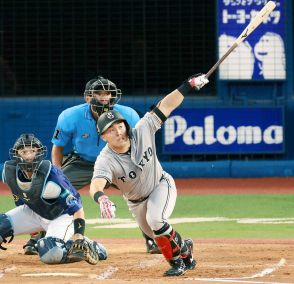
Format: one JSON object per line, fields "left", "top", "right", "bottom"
{"left": 1, "top": 177, "right": 294, "bottom": 283}
{"left": 1, "top": 239, "right": 294, "bottom": 284}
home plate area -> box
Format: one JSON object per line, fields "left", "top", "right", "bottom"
{"left": 1, "top": 239, "right": 294, "bottom": 284}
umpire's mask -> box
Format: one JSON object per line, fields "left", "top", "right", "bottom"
{"left": 86, "top": 76, "right": 122, "bottom": 116}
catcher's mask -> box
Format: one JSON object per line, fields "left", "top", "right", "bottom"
{"left": 9, "top": 133, "right": 47, "bottom": 174}
{"left": 85, "top": 76, "right": 122, "bottom": 116}
{"left": 97, "top": 110, "right": 131, "bottom": 137}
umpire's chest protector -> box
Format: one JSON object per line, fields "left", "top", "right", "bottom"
{"left": 3, "top": 160, "right": 65, "bottom": 220}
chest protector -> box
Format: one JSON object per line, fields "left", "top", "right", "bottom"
{"left": 4, "top": 160, "right": 65, "bottom": 220}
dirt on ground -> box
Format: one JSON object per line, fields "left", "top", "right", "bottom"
{"left": 1, "top": 177, "right": 294, "bottom": 283}
{"left": 1, "top": 239, "right": 294, "bottom": 284}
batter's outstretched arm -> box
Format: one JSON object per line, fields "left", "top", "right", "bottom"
{"left": 157, "top": 74, "right": 209, "bottom": 118}
{"left": 90, "top": 178, "right": 107, "bottom": 198}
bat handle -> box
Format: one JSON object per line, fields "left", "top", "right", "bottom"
{"left": 205, "top": 43, "right": 238, "bottom": 79}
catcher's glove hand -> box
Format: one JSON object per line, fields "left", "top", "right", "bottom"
{"left": 68, "top": 237, "right": 107, "bottom": 265}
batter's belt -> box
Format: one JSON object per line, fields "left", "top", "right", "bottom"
{"left": 128, "top": 175, "right": 164, "bottom": 203}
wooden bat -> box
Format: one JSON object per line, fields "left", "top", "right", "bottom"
{"left": 205, "top": 1, "right": 276, "bottom": 78}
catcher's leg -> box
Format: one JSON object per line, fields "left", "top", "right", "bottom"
{"left": 37, "top": 237, "right": 82, "bottom": 264}
{"left": 0, "top": 214, "right": 14, "bottom": 250}
{"left": 154, "top": 223, "right": 186, "bottom": 276}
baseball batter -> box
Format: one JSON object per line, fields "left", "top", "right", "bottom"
{"left": 90, "top": 73, "right": 209, "bottom": 276}
{"left": 0, "top": 134, "right": 107, "bottom": 264}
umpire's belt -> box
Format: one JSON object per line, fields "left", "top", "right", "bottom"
{"left": 128, "top": 195, "right": 150, "bottom": 204}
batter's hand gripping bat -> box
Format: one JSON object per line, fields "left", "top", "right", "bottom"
{"left": 205, "top": 1, "right": 276, "bottom": 78}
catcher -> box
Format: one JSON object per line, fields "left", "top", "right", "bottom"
{"left": 0, "top": 133, "right": 106, "bottom": 264}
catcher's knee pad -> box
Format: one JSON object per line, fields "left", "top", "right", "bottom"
{"left": 37, "top": 237, "right": 67, "bottom": 264}
{"left": 0, "top": 214, "right": 14, "bottom": 249}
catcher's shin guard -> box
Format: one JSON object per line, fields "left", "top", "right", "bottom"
{"left": 37, "top": 237, "right": 68, "bottom": 264}
{"left": 0, "top": 214, "right": 14, "bottom": 250}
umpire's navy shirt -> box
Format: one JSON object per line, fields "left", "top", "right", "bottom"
{"left": 52, "top": 103, "right": 140, "bottom": 162}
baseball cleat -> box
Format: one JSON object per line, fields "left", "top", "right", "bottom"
{"left": 182, "top": 239, "right": 196, "bottom": 270}
{"left": 146, "top": 240, "right": 161, "bottom": 254}
{"left": 164, "top": 258, "right": 186, "bottom": 276}
{"left": 23, "top": 239, "right": 38, "bottom": 255}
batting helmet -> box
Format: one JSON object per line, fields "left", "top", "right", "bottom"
{"left": 97, "top": 110, "right": 131, "bottom": 136}
{"left": 86, "top": 76, "right": 122, "bottom": 115}
{"left": 9, "top": 133, "right": 47, "bottom": 173}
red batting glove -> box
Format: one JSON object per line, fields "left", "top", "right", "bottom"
{"left": 188, "top": 74, "right": 209, "bottom": 90}
{"left": 98, "top": 195, "right": 116, "bottom": 219}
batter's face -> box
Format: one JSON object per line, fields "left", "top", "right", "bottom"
{"left": 102, "top": 121, "right": 130, "bottom": 153}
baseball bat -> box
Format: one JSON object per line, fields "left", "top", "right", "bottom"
{"left": 205, "top": 1, "right": 276, "bottom": 78}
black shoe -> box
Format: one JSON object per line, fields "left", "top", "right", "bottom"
{"left": 182, "top": 239, "right": 196, "bottom": 270}
{"left": 23, "top": 239, "right": 38, "bottom": 255}
{"left": 164, "top": 258, "right": 186, "bottom": 276}
{"left": 23, "top": 232, "right": 45, "bottom": 255}
{"left": 146, "top": 240, "right": 161, "bottom": 254}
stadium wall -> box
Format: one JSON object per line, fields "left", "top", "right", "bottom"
{"left": 1, "top": 96, "right": 294, "bottom": 179}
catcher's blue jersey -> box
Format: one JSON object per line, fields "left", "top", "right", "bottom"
{"left": 52, "top": 103, "right": 140, "bottom": 162}
{"left": 3, "top": 160, "right": 82, "bottom": 220}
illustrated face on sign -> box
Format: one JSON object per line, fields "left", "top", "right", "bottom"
{"left": 218, "top": 34, "right": 254, "bottom": 79}
{"left": 254, "top": 32, "right": 286, "bottom": 79}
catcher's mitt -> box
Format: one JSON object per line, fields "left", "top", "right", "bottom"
{"left": 68, "top": 237, "right": 105, "bottom": 265}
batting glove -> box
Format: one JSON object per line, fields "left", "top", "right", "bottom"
{"left": 188, "top": 74, "right": 209, "bottom": 90}
{"left": 98, "top": 195, "right": 116, "bottom": 219}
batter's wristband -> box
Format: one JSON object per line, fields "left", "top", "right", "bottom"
{"left": 177, "top": 81, "right": 193, "bottom": 96}
{"left": 93, "top": 191, "right": 105, "bottom": 203}
{"left": 74, "top": 218, "right": 85, "bottom": 235}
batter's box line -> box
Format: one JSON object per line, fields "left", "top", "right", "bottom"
{"left": 179, "top": 258, "right": 289, "bottom": 284}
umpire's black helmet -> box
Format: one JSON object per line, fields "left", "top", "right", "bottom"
{"left": 97, "top": 110, "right": 131, "bottom": 135}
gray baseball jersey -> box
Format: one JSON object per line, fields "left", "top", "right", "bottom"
{"left": 93, "top": 111, "right": 178, "bottom": 237}
{"left": 93, "top": 112, "right": 164, "bottom": 201}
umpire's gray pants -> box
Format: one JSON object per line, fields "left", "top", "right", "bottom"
{"left": 62, "top": 154, "right": 94, "bottom": 190}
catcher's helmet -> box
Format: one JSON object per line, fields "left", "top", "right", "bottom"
{"left": 9, "top": 133, "right": 47, "bottom": 173}
{"left": 97, "top": 110, "right": 131, "bottom": 135}
{"left": 86, "top": 76, "right": 122, "bottom": 115}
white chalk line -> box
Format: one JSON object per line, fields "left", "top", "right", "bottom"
{"left": 181, "top": 279, "right": 293, "bottom": 284}
{"left": 180, "top": 258, "right": 288, "bottom": 284}
{"left": 90, "top": 266, "right": 118, "bottom": 280}
{"left": 88, "top": 217, "right": 294, "bottom": 229}
{"left": 22, "top": 272, "right": 83, "bottom": 277}
{"left": 0, "top": 266, "right": 16, "bottom": 278}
